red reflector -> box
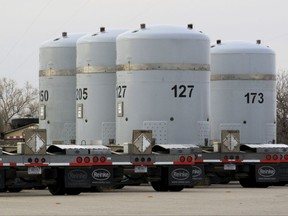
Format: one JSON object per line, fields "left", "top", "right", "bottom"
{"left": 180, "top": 156, "right": 186, "bottom": 162}
{"left": 34, "top": 158, "right": 39, "bottom": 163}
{"left": 273, "top": 154, "right": 278, "bottom": 160}
{"left": 76, "top": 157, "right": 83, "bottom": 163}
{"left": 285, "top": 154, "right": 288, "bottom": 160}
{"left": 93, "top": 157, "right": 99, "bottom": 162}
{"left": 41, "top": 158, "right": 46, "bottom": 163}
{"left": 187, "top": 156, "right": 192, "bottom": 162}
{"left": 266, "top": 154, "right": 271, "bottom": 160}
{"left": 84, "top": 157, "right": 90, "bottom": 163}
{"left": 100, "top": 156, "right": 106, "bottom": 162}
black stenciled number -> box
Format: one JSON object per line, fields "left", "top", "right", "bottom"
{"left": 171, "top": 85, "right": 194, "bottom": 98}
{"left": 258, "top": 93, "right": 264, "bottom": 103}
{"left": 244, "top": 92, "right": 264, "bottom": 104}
{"left": 39, "top": 90, "right": 49, "bottom": 101}
{"left": 116, "top": 85, "right": 127, "bottom": 98}
{"left": 76, "top": 88, "right": 88, "bottom": 100}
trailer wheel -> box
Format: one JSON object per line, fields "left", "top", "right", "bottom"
{"left": 48, "top": 184, "right": 66, "bottom": 195}
{"left": 0, "top": 188, "right": 7, "bottom": 192}
{"left": 169, "top": 186, "right": 184, "bottom": 192}
{"left": 8, "top": 188, "right": 22, "bottom": 193}
{"left": 90, "top": 186, "right": 105, "bottom": 192}
{"left": 114, "top": 185, "right": 125, "bottom": 190}
{"left": 151, "top": 180, "right": 169, "bottom": 192}
{"left": 34, "top": 186, "right": 47, "bottom": 190}
{"left": 273, "top": 182, "right": 286, "bottom": 186}
{"left": 66, "top": 189, "right": 81, "bottom": 195}
{"left": 239, "top": 178, "right": 269, "bottom": 188}
{"left": 48, "top": 169, "right": 66, "bottom": 195}
{"left": 239, "top": 178, "right": 254, "bottom": 188}
{"left": 151, "top": 168, "right": 169, "bottom": 192}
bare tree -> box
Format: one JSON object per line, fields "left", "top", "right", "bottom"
{"left": 276, "top": 71, "right": 288, "bottom": 143}
{"left": 0, "top": 78, "right": 38, "bottom": 131}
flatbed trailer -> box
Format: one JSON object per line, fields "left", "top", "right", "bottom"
{"left": 196, "top": 144, "right": 288, "bottom": 187}
{"left": 0, "top": 140, "right": 201, "bottom": 195}
{"left": 1, "top": 130, "right": 288, "bottom": 195}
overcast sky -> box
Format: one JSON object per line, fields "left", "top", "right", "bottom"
{"left": 0, "top": 0, "right": 287, "bottom": 87}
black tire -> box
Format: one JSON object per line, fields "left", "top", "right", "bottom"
{"left": 169, "top": 186, "right": 184, "bottom": 192}
{"left": 239, "top": 178, "right": 256, "bottom": 188}
{"left": 151, "top": 181, "right": 169, "bottom": 192}
{"left": 114, "top": 185, "right": 125, "bottom": 190}
{"left": 90, "top": 186, "right": 106, "bottom": 192}
{"left": 34, "top": 186, "right": 47, "bottom": 190}
{"left": 48, "top": 169, "right": 66, "bottom": 195}
{"left": 48, "top": 184, "right": 66, "bottom": 195}
{"left": 66, "top": 189, "right": 81, "bottom": 195}
{"left": 219, "top": 178, "right": 231, "bottom": 184}
{"left": 273, "top": 182, "right": 287, "bottom": 186}
{"left": 8, "top": 188, "right": 22, "bottom": 193}
{"left": 239, "top": 178, "right": 269, "bottom": 188}
{"left": 0, "top": 188, "right": 7, "bottom": 192}
{"left": 151, "top": 168, "right": 169, "bottom": 192}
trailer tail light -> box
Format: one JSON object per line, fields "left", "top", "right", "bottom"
{"left": 187, "top": 156, "right": 192, "bottom": 162}
{"left": 194, "top": 154, "right": 198, "bottom": 160}
{"left": 224, "top": 155, "right": 228, "bottom": 160}
{"left": 273, "top": 154, "right": 278, "bottom": 160}
{"left": 285, "top": 154, "right": 288, "bottom": 160}
{"left": 41, "top": 158, "right": 46, "bottom": 163}
{"left": 180, "top": 156, "right": 186, "bottom": 162}
{"left": 100, "top": 156, "right": 106, "bottom": 162}
{"left": 84, "top": 157, "right": 90, "bottom": 163}
{"left": 34, "top": 158, "right": 39, "bottom": 163}
{"left": 28, "top": 158, "right": 33, "bottom": 163}
{"left": 266, "top": 154, "right": 271, "bottom": 160}
{"left": 76, "top": 157, "right": 83, "bottom": 163}
{"left": 279, "top": 154, "right": 283, "bottom": 160}
{"left": 93, "top": 156, "right": 99, "bottom": 163}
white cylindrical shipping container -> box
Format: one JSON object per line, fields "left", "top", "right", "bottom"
{"left": 39, "top": 32, "right": 85, "bottom": 145}
{"left": 76, "top": 28, "right": 127, "bottom": 145}
{"left": 210, "top": 40, "right": 276, "bottom": 144}
{"left": 116, "top": 24, "right": 210, "bottom": 146}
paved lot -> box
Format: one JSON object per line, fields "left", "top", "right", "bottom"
{"left": 0, "top": 183, "right": 288, "bottom": 216}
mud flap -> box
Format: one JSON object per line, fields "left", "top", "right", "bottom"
{"left": 277, "top": 164, "right": 288, "bottom": 182}
{"left": 256, "top": 164, "right": 278, "bottom": 182}
{"left": 191, "top": 165, "right": 204, "bottom": 181}
{"left": 168, "top": 166, "right": 192, "bottom": 186}
{"left": 0, "top": 169, "right": 5, "bottom": 189}
{"left": 91, "top": 166, "right": 113, "bottom": 186}
{"left": 65, "top": 168, "right": 91, "bottom": 188}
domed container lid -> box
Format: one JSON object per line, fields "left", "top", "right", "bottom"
{"left": 40, "top": 32, "right": 86, "bottom": 48}
{"left": 211, "top": 40, "right": 275, "bottom": 76}
{"left": 116, "top": 24, "right": 210, "bottom": 66}
{"left": 117, "top": 24, "right": 209, "bottom": 40}
{"left": 77, "top": 28, "right": 128, "bottom": 71}
{"left": 39, "top": 32, "right": 86, "bottom": 74}
{"left": 211, "top": 40, "right": 275, "bottom": 55}
{"left": 78, "top": 28, "right": 128, "bottom": 44}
